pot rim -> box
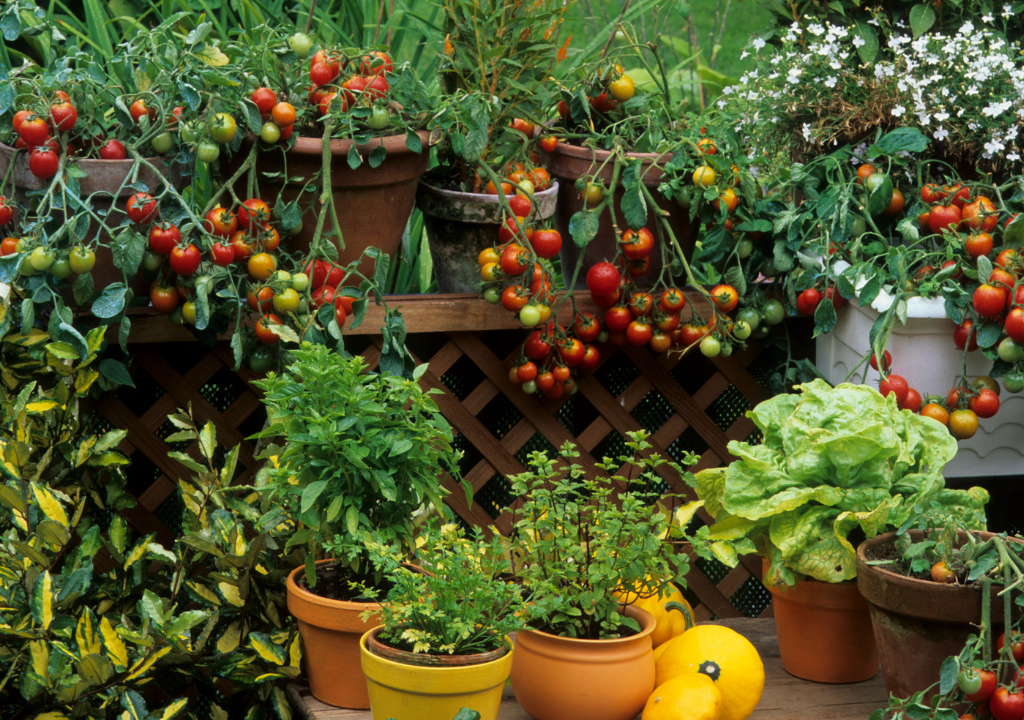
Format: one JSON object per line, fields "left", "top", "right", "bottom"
{"left": 243, "top": 128, "right": 432, "bottom": 157}
{"left": 0, "top": 140, "right": 172, "bottom": 167}
{"left": 546, "top": 140, "right": 673, "bottom": 164}
{"left": 286, "top": 560, "right": 381, "bottom": 612}
{"left": 857, "top": 529, "right": 1013, "bottom": 585}
{"left": 365, "top": 625, "right": 510, "bottom": 667}
{"left": 417, "top": 179, "right": 560, "bottom": 204}
{"left": 517, "top": 604, "right": 655, "bottom": 646}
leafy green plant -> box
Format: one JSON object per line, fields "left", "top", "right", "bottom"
{"left": 695, "top": 379, "right": 989, "bottom": 588}
{"left": 0, "top": 329, "right": 301, "bottom": 719}
{"left": 252, "top": 342, "right": 466, "bottom": 593}
{"left": 507, "top": 430, "right": 700, "bottom": 640}
{"left": 360, "top": 522, "right": 526, "bottom": 656}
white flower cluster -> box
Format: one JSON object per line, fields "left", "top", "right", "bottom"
{"left": 724, "top": 17, "right": 1024, "bottom": 168}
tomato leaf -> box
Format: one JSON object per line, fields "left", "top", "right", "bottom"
{"left": 976, "top": 321, "right": 1002, "bottom": 349}
{"left": 568, "top": 210, "right": 598, "bottom": 248}
{"left": 870, "top": 128, "right": 929, "bottom": 157}
{"left": 701, "top": 222, "right": 731, "bottom": 264}
{"left": 812, "top": 294, "right": 837, "bottom": 337}
{"left": 91, "top": 284, "right": 127, "bottom": 319}
{"left": 368, "top": 144, "right": 387, "bottom": 169}
{"left": 347, "top": 143, "right": 362, "bottom": 170}
{"left": 620, "top": 163, "right": 647, "bottom": 230}
{"left": 939, "top": 655, "right": 958, "bottom": 694}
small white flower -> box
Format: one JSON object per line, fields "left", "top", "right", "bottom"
{"left": 1008, "top": 153, "right": 1021, "bottom": 162}
{"left": 982, "top": 15, "right": 994, "bottom": 23}
{"left": 892, "top": 105, "right": 906, "bottom": 117}
{"left": 740, "top": 51, "right": 750, "bottom": 60}
{"left": 984, "top": 139, "right": 1005, "bottom": 154}
{"left": 802, "top": 123, "right": 813, "bottom": 141}
{"left": 853, "top": 36, "right": 866, "bottom": 48}
{"left": 934, "top": 127, "right": 948, "bottom": 141}
{"left": 824, "top": 76, "right": 837, "bottom": 88}
{"left": 934, "top": 111, "right": 950, "bottom": 122}
{"left": 808, "top": 23, "right": 825, "bottom": 35}
{"left": 752, "top": 38, "right": 766, "bottom": 51}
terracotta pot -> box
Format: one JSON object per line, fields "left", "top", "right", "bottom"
{"left": 510, "top": 605, "right": 655, "bottom": 720}
{"left": 416, "top": 180, "right": 559, "bottom": 293}
{"left": 857, "top": 530, "right": 1018, "bottom": 699}
{"left": 0, "top": 141, "right": 186, "bottom": 296}
{"left": 360, "top": 627, "right": 513, "bottom": 720}
{"left": 237, "top": 131, "right": 430, "bottom": 280}
{"left": 541, "top": 143, "right": 698, "bottom": 288}
{"left": 768, "top": 561, "right": 879, "bottom": 683}
{"left": 286, "top": 562, "right": 381, "bottom": 709}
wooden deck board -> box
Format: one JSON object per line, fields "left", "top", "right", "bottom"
{"left": 286, "top": 617, "right": 887, "bottom": 720}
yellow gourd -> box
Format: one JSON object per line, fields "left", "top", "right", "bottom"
{"left": 642, "top": 673, "right": 722, "bottom": 720}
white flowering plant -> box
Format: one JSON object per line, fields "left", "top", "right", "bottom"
{"left": 724, "top": 17, "right": 1024, "bottom": 177}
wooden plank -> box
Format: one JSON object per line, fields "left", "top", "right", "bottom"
{"left": 288, "top": 618, "right": 888, "bottom": 720}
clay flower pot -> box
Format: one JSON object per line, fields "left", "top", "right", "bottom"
{"left": 359, "top": 627, "right": 513, "bottom": 720}
{"left": 857, "top": 530, "right": 1018, "bottom": 699}
{"left": 416, "top": 180, "right": 559, "bottom": 293}
{"left": 510, "top": 605, "right": 656, "bottom": 720}
{"left": 767, "top": 560, "right": 879, "bottom": 683}
{"left": 541, "top": 142, "right": 697, "bottom": 288}
{"left": 286, "top": 562, "right": 382, "bottom": 709}
{"left": 0, "top": 141, "right": 186, "bottom": 293}
{"left": 238, "top": 131, "right": 430, "bottom": 280}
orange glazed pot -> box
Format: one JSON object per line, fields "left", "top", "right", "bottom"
{"left": 510, "top": 605, "right": 655, "bottom": 720}
{"left": 286, "top": 562, "right": 381, "bottom": 709}
{"left": 768, "top": 561, "right": 879, "bottom": 683}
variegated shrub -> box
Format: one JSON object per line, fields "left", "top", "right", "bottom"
{"left": 0, "top": 328, "right": 302, "bottom": 720}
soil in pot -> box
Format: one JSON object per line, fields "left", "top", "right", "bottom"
{"left": 768, "top": 568, "right": 879, "bottom": 683}
{"left": 541, "top": 143, "right": 697, "bottom": 289}
{"left": 510, "top": 605, "right": 655, "bottom": 720}
{"left": 416, "top": 179, "right": 560, "bottom": 294}
{"left": 857, "top": 530, "right": 1019, "bottom": 699}
{"left": 228, "top": 131, "right": 430, "bottom": 282}
{"left": 360, "top": 627, "right": 514, "bottom": 720}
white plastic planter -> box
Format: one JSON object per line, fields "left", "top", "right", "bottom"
{"left": 816, "top": 286, "right": 1024, "bottom": 478}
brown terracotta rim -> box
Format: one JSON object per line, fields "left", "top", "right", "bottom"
{"left": 243, "top": 129, "right": 431, "bottom": 158}
{"left": 365, "top": 626, "right": 508, "bottom": 667}
{"left": 547, "top": 141, "right": 673, "bottom": 164}
{"left": 519, "top": 605, "right": 655, "bottom": 646}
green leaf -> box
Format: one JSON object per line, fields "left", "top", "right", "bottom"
{"left": 939, "top": 655, "right": 958, "bottom": 694}
{"left": 249, "top": 632, "right": 287, "bottom": 665}
{"left": 300, "top": 480, "right": 328, "bottom": 513}
{"left": 568, "top": 211, "right": 599, "bottom": 248}
{"left": 872, "top": 128, "right": 929, "bottom": 157}
{"left": 368, "top": 144, "right": 387, "bottom": 169}
{"left": 620, "top": 163, "right": 647, "bottom": 229}
{"left": 239, "top": 99, "right": 262, "bottom": 133}
{"left": 346, "top": 504, "right": 360, "bottom": 535}
{"left": 98, "top": 359, "right": 135, "bottom": 388}
{"left": 405, "top": 130, "right": 422, "bottom": 154}
{"left": 867, "top": 175, "right": 893, "bottom": 217}
{"left": 121, "top": 689, "right": 148, "bottom": 720}
{"left": 1, "top": 11, "right": 22, "bottom": 41}
{"left": 347, "top": 143, "right": 362, "bottom": 170}
{"left": 168, "top": 610, "right": 210, "bottom": 637}
{"left": 977, "top": 322, "right": 1002, "bottom": 349}
{"left": 853, "top": 21, "right": 879, "bottom": 63}
{"left": 31, "top": 571, "right": 54, "bottom": 630}
{"left": 909, "top": 3, "right": 936, "bottom": 37}
{"left": 77, "top": 653, "right": 114, "bottom": 685}
{"left": 91, "top": 284, "right": 127, "bottom": 319}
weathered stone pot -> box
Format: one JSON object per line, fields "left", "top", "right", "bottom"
{"left": 541, "top": 143, "right": 697, "bottom": 289}
{"left": 857, "top": 530, "right": 1018, "bottom": 699}
{"left": 416, "top": 180, "right": 559, "bottom": 294}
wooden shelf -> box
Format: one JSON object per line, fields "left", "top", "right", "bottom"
{"left": 285, "top": 617, "right": 888, "bottom": 720}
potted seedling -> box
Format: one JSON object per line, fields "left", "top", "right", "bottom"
{"left": 505, "top": 431, "right": 698, "bottom": 720}
{"left": 253, "top": 343, "right": 464, "bottom": 709}
{"left": 357, "top": 523, "right": 527, "bottom": 720}
{"left": 695, "top": 379, "right": 988, "bottom": 683}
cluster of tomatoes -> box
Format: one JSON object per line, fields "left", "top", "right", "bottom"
{"left": 951, "top": 635, "right": 1024, "bottom": 720}
{"left": 871, "top": 348, "right": 1011, "bottom": 441}
{"left": 484, "top": 149, "right": 554, "bottom": 197}
{"left": 9, "top": 92, "right": 80, "bottom": 179}
{"left": 301, "top": 49, "right": 394, "bottom": 132}
{"left": 555, "top": 63, "right": 637, "bottom": 124}
{"left": 477, "top": 191, "right": 563, "bottom": 324}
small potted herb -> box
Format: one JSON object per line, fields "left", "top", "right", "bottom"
{"left": 505, "top": 431, "right": 698, "bottom": 720}
{"left": 357, "top": 523, "right": 527, "bottom": 720}
{"left": 253, "top": 342, "right": 464, "bottom": 709}
{"left": 695, "top": 379, "right": 989, "bottom": 684}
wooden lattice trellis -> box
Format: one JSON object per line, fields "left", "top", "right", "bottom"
{"left": 94, "top": 291, "right": 804, "bottom": 621}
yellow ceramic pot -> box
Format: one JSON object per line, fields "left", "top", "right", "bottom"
{"left": 359, "top": 628, "right": 514, "bottom": 720}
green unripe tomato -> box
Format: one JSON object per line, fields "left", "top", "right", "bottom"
{"left": 261, "top": 122, "right": 282, "bottom": 144}
{"left": 519, "top": 305, "right": 541, "bottom": 327}
{"left": 288, "top": 32, "right": 313, "bottom": 58}
{"left": 700, "top": 335, "right": 721, "bottom": 358}
{"left": 999, "top": 337, "right": 1024, "bottom": 363}
{"left": 19, "top": 255, "right": 37, "bottom": 275}
{"left": 736, "top": 307, "right": 761, "bottom": 329}
{"left": 180, "top": 122, "right": 197, "bottom": 144}
{"left": 151, "top": 131, "right": 174, "bottom": 154}
{"left": 852, "top": 216, "right": 867, "bottom": 239}
{"left": 141, "top": 249, "right": 164, "bottom": 272}
{"left": 719, "top": 342, "right": 733, "bottom": 357}
{"left": 736, "top": 238, "right": 754, "bottom": 259}
{"left": 69, "top": 246, "right": 96, "bottom": 274}
{"left": 247, "top": 347, "right": 276, "bottom": 373}
{"left": 521, "top": 380, "right": 538, "bottom": 394}
{"left": 752, "top": 324, "right": 771, "bottom": 339}
{"left": 368, "top": 106, "right": 390, "bottom": 131}
{"left": 957, "top": 668, "right": 983, "bottom": 696}
{"left": 1004, "top": 371, "right": 1024, "bottom": 393}
{"left": 30, "top": 246, "right": 55, "bottom": 271}
{"left": 49, "top": 258, "right": 73, "bottom": 279}
{"left": 292, "top": 272, "right": 310, "bottom": 292}
{"left": 864, "top": 173, "right": 887, "bottom": 192}
{"left": 483, "top": 287, "right": 501, "bottom": 304}
{"left": 196, "top": 142, "right": 221, "bottom": 163}
{"left": 518, "top": 179, "right": 535, "bottom": 197}
{"left": 761, "top": 299, "right": 785, "bottom": 325}
{"left": 732, "top": 320, "right": 752, "bottom": 340}
{"left": 675, "top": 187, "right": 692, "bottom": 210}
